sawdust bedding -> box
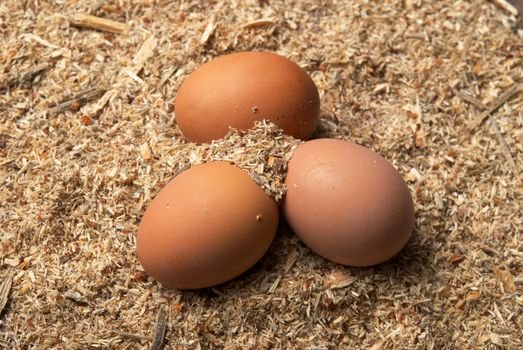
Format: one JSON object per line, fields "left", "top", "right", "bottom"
{"left": 1, "top": 0, "right": 523, "bottom": 349}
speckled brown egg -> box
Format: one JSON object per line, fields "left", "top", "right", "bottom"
{"left": 282, "top": 139, "right": 415, "bottom": 267}
{"left": 137, "top": 161, "right": 279, "bottom": 289}
{"left": 175, "top": 51, "right": 320, "bottom": 143}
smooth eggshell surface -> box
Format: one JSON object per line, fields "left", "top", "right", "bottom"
{"left": 283, "top": 139, "right": 415, "bottom": 266}
{"left": 175, "top": 51, "right": 320, "bottom": 143}
{"left": 137, "top": 161, "right": 279, "bottom": 289}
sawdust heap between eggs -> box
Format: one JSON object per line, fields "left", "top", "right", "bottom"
{"left": 184, "top": 121, "right": 301, "bottom": 202}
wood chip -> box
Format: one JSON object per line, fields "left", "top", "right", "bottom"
{"left": 200, "top": 15, "right": 216, "bottom": 44}
{"left": 466, "top": 290, "right": 481, "bottom": 301}
{"left": 488, "top": 0, "right": 519, "bottom": 15}
{"left": 324, "top": 271, "right": 355, "bottom": 290}
{"left": 157, "top": 65, "right": 178, "bottom": 88}
{"left": 268, "top": 275, "right": 282, "bottom": 293}
{"left": 64, "top": 290, "right": 89, "bottom": 305}
{"left": 150, "top": 309, "right": 167, "bottom": 350}
{"left": 3, "top": 257, "right": 20, "bottom": 267}
{"left": 90, "top": 0, "right": 108, "bottom": 14}
{"left": 85, "top": 89, "right": 117, "bottom": 116}
{"left": 492, "top": 266, "right": 517, "bottom": 293}
{"left": 131, "top": 35, "right": 158, "bottom": 75}
{"left": 373, "top": 83, "right": 389, "bottom": 94}
{"left": 449, "top": 253, "right": 466, "bottom": 264}
{"left": 0, "top": 277, "right": 12, "bottom": 316}
{"left": 489, "top": 332, "right": 503, "bottom": 346}
{"left": 139, "top": 142, "right": 152, "bottom": 160}
{"left": 70, "top": 13, "right": 127, "bottom": 34}
{"left": 49, "top": 87, "right": 107, "bottom": 115}
{"left": 241, "top": 18, "right": 275, "bottom": 29}
{"left": 203, "top": 332, "right": 221, "bottom": 346}
{"left": 405, "top": 167, "right": 423, "bottom": 182}
{"left": 122, "top": 68, "right": 145, "bottom": 84}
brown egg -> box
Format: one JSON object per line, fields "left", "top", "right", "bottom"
{"left": 175, "top": 51, "right": 320, "bottom": 143}
{"left": 283, "top": 139, "right": 415, "bottom": 266}
{"left": 137, "top": 161, "right": 278, "bottom": 289}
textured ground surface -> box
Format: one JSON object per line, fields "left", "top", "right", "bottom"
{"left": 1, "top": 0, "right": 523, "bottom": 349}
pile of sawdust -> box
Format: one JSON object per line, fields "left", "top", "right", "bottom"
{"left": 187, "top": 121, "right": 300, "bottom": 202}
{"left": 1, "top": 0, "right": 522, "bottom": 349}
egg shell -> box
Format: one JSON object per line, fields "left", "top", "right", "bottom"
{"left": 137, "top": 161, "right": 279, "bottom": 289}
{"left": 283, "top": 139, "right": 415, "bottom": 267}
{"left": 175, "top": 51, "right": 320, "bottom": 143}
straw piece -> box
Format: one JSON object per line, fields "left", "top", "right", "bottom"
{"left": 70, "top": 13, "right": 127, "bottom": 34}
{"left": 150, "top": 309, "right": 167, "bottom": 350}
